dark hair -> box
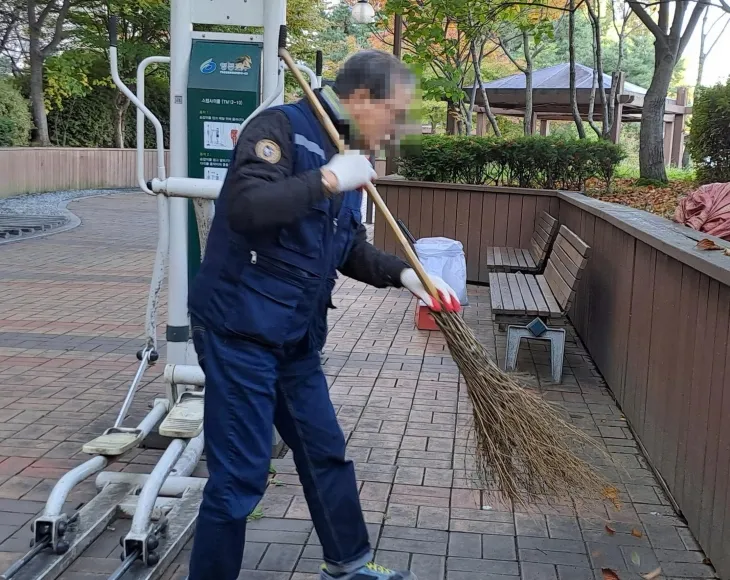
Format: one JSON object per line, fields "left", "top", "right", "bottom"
{"left": 333, "top": 50, "right": 415, "bottom": 101}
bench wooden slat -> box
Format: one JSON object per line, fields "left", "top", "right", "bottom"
{"left": 551, "top": 245, "right": 581, "bottom": 289}
{"left": 497, "top": 273, "right": 516, "bottom": 312}
{"left": 538, "top": 211, "right": 558, "bottom": 231}
{"left": 526, "top": 274, "right": 550, "bottom": 316}
{"left": 515, "top": 273, "right": 538, "bottom": 315}
{"left": 555, "top": 234, "right": 586, "bottom": 273}
{"left": 506, "top": 247, "right": 520, "bottom": 268}
{"left": 494, "top": 247, "right": 503, "bottom": 267}
{"left": 552, "top": 242, "right": 582, "bottom": 282}
{"left": 533, "top": 221, "right": 552, "bottom": 246}
{"left": 536, "top": 275, "right": 563, "bottom": 316}
{"left": 489, "top": 272, "right": 504, "bottom": 313}
{"left": 558, "top": 224, "right": 591, "bottom": 258}
{"left": 506, "top": 274, "right": 526, "bottom": 314}
{"left": 544, "top": 261, "right": 572, "bottom": 310}
{"left": 486, "top": 246, "right": 495, "bottom": 266}
{"left": 523, "top": 250, "right": 537, "bottom": 269}
{"left": 529, "top": 239, "right": 544, "bottom": 265}
{"left": 515, "top": 249, "right": 529, "bottom": 269}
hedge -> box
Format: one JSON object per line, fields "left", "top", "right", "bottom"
{"left": 688, "top": 80, "right": 730, "bottom": 185}
{"left": 0, "top": 79, "right": 32, "bottom": 146}
{"left": 397, "top": 134, "right": 625, "bottom": 191}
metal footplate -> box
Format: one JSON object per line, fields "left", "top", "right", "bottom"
{"left": 158, "top": 391, "right": 204, "bottom": 439}
{"left": 82, "top": 428, "right": 146, "bottom": 456}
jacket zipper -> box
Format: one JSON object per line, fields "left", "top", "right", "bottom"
{"left": 250, "top": 250, "right": 257, "bottom": 264}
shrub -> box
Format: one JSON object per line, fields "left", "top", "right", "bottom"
{"left": 0, "top": 79, "right": 32, "bottom": 146}
{"left": 398, "top": 134, "right": 625, "bottom": 190}
{"left": 687, "top": 80, "right": 730, "bottom": 184}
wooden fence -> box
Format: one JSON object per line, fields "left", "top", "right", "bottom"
{"left": 0, "top": 148, "right": 385, "bottom": 199}
{"left": 0, "top": 148, "right": 170, "bottom": 198}
{"left": 376, "top": 178, "right": 730, "bottom": 578}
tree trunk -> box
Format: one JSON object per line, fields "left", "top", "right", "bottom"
{"left": 29, "top": 49, "right": 49, "bottom": 146}
{"left": 569, "top": 0, "right": 586, "bottom": 138}
{"left": 697, "top": 10, "right": 708, "bottom": 89}
{"left": 586, "top": 0, "right": 609, "bottom": 136}
{"left": 114, "top": 97, "right": 131, "bottom": 148}
{"left": 639, "top": 47, "right": 675, "bottom": 182}
{"left": 446, "top": 100, "right": 459, "bottom": 135}
{"left": 522, "top": 31, "right": 533, "bottom": 136}
{"left": 470, "top": 40, "right": 501, "bottom": 136}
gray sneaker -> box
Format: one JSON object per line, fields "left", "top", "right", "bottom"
{"left": 320, "top": 562, "right": 417, "bottom": 580}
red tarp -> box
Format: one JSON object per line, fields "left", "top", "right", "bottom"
{"left": 674, "top": 182, "right": 730, "bottom": 241}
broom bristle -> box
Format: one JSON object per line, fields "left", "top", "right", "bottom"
{"left": 432, "top": 310, "right": 608, "bottom": 506}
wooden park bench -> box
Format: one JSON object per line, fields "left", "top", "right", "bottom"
{"left": 488, "top": 225, "right": 590, "bottom": 383}
{"left": 486, "top": 211, "right": 559, "bottom": 274}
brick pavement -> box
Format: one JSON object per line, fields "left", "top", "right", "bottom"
{"left": 0, "top": 193, "right": 718, "bottom": 580}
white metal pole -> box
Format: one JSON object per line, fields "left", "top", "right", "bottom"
{"left": 263, "top": 0, "right": 286, "bottom": 106}
{"left": 168, "top": 0, "right": 192, "bottom": 365}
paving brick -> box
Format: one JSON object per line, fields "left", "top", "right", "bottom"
{"left": 257, "top": 543, "right": 302, "bottom": 572}
{"left": 482, "top": 534, "right": 517, "bottom": 561}
{"left": 410, "top": 553, "right": 445, "bottom": 580}
{"left": 515, "top": 514, "right": 548, "bottom": 538}
{"left": 447, "top": 556, "right": 519, "bottom": 576}
{"left": 517, "top": 537, "right": 585, "bottom": 554}
{"left": 241, "top": 542, "right": 268, "bottom": 569}
{"left": 521, "top": 562, "right": 558, "bottom": 580}
{"left": 386, "top": 504, "right": 419, "bottom": 527}
{"left": 374, "top": 550, "right": 411, "bottom": 570}
{"left": 448, "top": 532, "right": 482, "bottom": 558}
{"left": 519, "top": 549, "right": 590, "bottom": 567}
{"left": 545, "top": 516, "right": 581, "bottom": 540}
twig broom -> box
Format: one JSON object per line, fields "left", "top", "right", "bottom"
{"left": 279, "top": 32, "right": 608, "bottom": 506}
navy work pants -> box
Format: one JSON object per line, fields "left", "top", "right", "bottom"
{"left": 187, "top": 321, "right": 371, "bottom": 579}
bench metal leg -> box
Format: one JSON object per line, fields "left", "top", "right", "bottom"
{"left": 548, "top": 328, "right": 566, "bottom": 384}
{"left": 505, "top": 322, "right": 566, "bottom": 384}
{"left": 505, "top": 327, "right": 531, "bottom": 372}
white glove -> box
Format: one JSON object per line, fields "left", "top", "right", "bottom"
{"left": 401, "top": 268, "right": 461, "bottom": 313}
{"left": 322, "top": 152, "right": 377, "bottom": 192}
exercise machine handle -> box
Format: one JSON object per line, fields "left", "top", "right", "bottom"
{"left": 316, "top": 51, "right": 323, "bottom": 78}
{"left": 108, "top": 15, "right": 118, "bottom": 48}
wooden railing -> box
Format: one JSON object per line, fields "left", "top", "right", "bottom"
{"left": 376, "top": 178, "right": 730, "bottom": 578}
{"left": 0, "top": 148, "right": 170, "bottom": 198}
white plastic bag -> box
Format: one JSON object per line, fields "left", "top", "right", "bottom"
{"left": 414, "top": 237, "right": 469, "bottom": 306}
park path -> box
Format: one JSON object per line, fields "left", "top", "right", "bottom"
{"left": 0, "top": 193, "right": 717, "bottom": 580}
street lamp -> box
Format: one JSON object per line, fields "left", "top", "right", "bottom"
{"left": 351, "top": 0, "right": 376, "bottom": 24}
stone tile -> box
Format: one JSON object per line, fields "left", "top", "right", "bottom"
{"left": 447, "top": 532, "right": 482, "bottom": 558}
{"left": 257, "top": 544, "right": 302, "bottom": 572}
{"left": 447, "top": 556, "right": 519, "bottom": 576}
{"left": 521, "top": 562, "right": 558, "bottom": 580}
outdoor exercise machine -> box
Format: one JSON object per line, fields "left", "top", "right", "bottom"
{"left": 0, "top": 1, "right": 325, "bottom": 579}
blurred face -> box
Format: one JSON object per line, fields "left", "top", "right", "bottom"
{"left": 340, "top": 81, "right": 414, "bottom": 152}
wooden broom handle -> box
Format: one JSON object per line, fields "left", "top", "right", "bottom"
{"left": 279, "top": 48, "right": 441, "bottom": 302}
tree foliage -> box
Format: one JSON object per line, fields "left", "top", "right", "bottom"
{"left": 687, "top": 80, "right": 730, "bottom": 184}
{"left": 399, "top": 133, "right": 625, "bottom": 190}
{"left": 0, "top": 77, "right": 32, "bottom": 145}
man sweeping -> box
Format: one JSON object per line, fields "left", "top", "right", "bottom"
{"left": 186, "top": 50, "right": 461, "bottom": 580}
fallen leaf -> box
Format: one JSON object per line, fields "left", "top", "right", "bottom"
{"left": 725, "top": 248, "right": 730, "bottom": 257}
{"left": 631, "top": 528, "right": 643, "bottom": 538}
{"left": 602, "top": 568, "right": 620, "bottom": 580}
{"left": 603, "top": 486, "right": 622, "bottom": 510}
{"left": 631, "top": 551, "right": 641, "bottom": 566}
{"left": 641, "top": 568, "right": 662, "bottom": 579}
{"left": 696, "top": 238, "right": 724, "bottom": 251}
{"left": 703, "top": 557, "right": 712, "bottom": 565}
{"left": 605, "top": 524, "right": 616, "bottom": 535}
